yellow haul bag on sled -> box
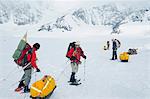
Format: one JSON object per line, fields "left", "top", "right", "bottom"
{"left": 30, "top": 75, "right": 56, "bottom": 98}
{"left": 119, "top": 52, "right": 129, "bottom": 62}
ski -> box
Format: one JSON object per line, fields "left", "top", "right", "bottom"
{"left": 68, "top": 79, "right": 81, "bottom": 86}
{"left": 69, "top": 82, "right": 82, "bottom": 86}
{"left": 110, "top": 59, "right": 118, "bottom": 60}
{"left": 68, "top": 79, "right": 81, "bottom": 83}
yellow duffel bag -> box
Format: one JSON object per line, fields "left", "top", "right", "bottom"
{"left": 119, "top": 52, "right": 129, "bottom": 62}
{"left": 30, "top": 75, "right": 56, "bottom": 98}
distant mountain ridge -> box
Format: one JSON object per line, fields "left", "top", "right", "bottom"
{"left": 0, "top": 1, "right": 150, "bottom": 32}
{"left": 38, "top": 5, "right": 150, "bottom": 32}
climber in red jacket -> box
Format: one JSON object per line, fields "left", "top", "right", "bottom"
{"left": 15, "top": 43, "right": 40, "bottom": 93}
{"left": 66, "top": 41, "right": 86, "bottom": 83}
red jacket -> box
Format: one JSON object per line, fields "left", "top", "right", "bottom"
{"left": 18, "top": 47, "right": 38, "bottom": 69}
{"left": 66, "top": 47, "right": 85, "bottom": 64}
{"left": 28, "top": 48, "right": 38, "bottom": 69}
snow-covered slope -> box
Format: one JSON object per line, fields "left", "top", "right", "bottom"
{"left": 0, "top": 1, "right": 150, "bottom": 99}
{"left": 0, "top": 20, "right": 150, "bottom": 99}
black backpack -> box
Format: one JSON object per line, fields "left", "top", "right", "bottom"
{"left": 66, "top": 42, "right": 76, "bottom": 58}
{"left": 67, "top": 42, "right": 76, "bottom": 52}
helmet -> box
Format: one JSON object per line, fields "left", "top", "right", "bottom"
{"left": 33, "top": 43, "right": 40, "bottom": 50}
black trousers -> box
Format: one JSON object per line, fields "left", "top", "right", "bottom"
{"left": 112, "top": 50, "right": 117, "bottom": 60}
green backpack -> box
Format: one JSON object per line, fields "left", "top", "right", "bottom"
{"left": 12, "top": 39, "right": 32, "bottom": 67}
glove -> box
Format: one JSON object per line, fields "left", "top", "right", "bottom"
{"left": 36, "top": 68, "right": 41, "bottom": 72}
{"left": 83, "top": 55, "right": 86, "bottom": 59}
{"left": 70, "top": 56, "right": 76, "bottom": 60}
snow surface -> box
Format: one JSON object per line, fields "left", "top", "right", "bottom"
{"left": 0, "top": 1, "right": 150, "bottom": 98}
{"left": 0, "top": 21, "right": 150, "bottom": 99}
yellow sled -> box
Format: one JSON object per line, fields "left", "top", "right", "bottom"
{"left": 119, "top": 52, "right": 129, "bottom": 62}
{"left": 30, "top": 75, "right": 56, "bottom": 98}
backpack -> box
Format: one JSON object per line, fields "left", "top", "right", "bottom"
{"left": 66, "top": 42, "right": 76, "bottom": 58}
{"left": 67, "top": 42, "right": 76, "bottom": 52}
{"left": 12, "top": 39, "right": 32, "bottom": 67}
{"left": 128, "top": 48, "right": 138, "bottom": 55}
{"left": 115, "top": 39, "right": 121, "bottom": 48}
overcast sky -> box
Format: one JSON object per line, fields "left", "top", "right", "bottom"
{"left": 47, "top": 0, "right": 150, "bottom": 13}
{"left": 2, "top": 0, "right": 150, "bottom": 14}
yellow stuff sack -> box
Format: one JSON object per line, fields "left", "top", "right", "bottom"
{"left": 30, "top": 75, "right": 56, "bottom": 98}
{"left": 119, "top": 52, "right": 129, "bottom": 62}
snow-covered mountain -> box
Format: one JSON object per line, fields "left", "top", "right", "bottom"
{"left": 38, "top": 5, "right": 150, "bottom": 32}
{"left": 0, "top": 1, "right": 150, "bottom": 32}
{"left": 0, "top": 0, "right": 48, "bottom": 25}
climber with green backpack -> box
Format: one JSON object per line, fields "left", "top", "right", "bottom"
{"left": 13, "top": 33, "right": 41, "bottom": 93}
